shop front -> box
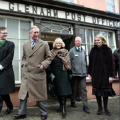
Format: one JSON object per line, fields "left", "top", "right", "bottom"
{"left": 0, "top": 0, "right": 119, "bottom": 106}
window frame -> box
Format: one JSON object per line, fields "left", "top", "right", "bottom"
{"left": 107, "top": 0, "right": 116, "bottom": 13}
{"left": 79, "top": 26, "right": 116, "bottom": 62}
{"left": 0, "top": 15, "right": 33, "bottom": 84}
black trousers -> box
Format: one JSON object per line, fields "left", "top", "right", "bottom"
{"left": 0, "top": 94, "right": 13, "bottom": 112}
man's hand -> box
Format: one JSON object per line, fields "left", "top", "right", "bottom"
{"left": 39, "top": 64, "right": 44, "bottom": 69}
{"left": 88, "top": 74, "right": 92, "bottom": 79}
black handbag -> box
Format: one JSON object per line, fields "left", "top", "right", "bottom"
{"left": 47, "top": 83, "right": 56, "bottom": 97}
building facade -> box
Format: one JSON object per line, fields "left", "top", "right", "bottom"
{"left": 0, "top": 0, "right": 119, "bottom": 106}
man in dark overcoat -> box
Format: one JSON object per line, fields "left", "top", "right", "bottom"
{"left": 14, "top": 26, "right": 51, "bottom": 120}
{"left": 113, "top": 48, "right": 120, "bottom": 78}
{"left": 0, "top": 27, "right": 15, "bottom": 115}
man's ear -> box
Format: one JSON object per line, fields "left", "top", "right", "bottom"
{"left": 80, "top": 40, "right": 82, "bottom": 44}
{"left": 29, "top": 32, "right": 31, "bottom": 36}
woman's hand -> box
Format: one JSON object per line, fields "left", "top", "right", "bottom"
{"left": 88, "top": 74, "right": 92, "bottom": 79}
{"left": 109, "top": 77, "right": 113, "bottom": 83}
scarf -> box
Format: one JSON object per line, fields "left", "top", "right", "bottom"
{"left": 51, "top": 48, "right": 71, "bottom": 70}
{"left": 0, "top": 39, "right": 6, "bottom": 48}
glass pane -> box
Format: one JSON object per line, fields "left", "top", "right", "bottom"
{"left": 7, "top": 19, "right": 18, "bottom": 39}
{"left": 62, "top": 30, "right": 69, "bottom": 34}
{"left": 81, "top": 44, "right": 86, "bottom": 50}
{"left": 87, "top": 45, "right": 93, "bottom": 54}
{"left": 52, "top": 30, "right": 60, "bottom": 33}
{"left": 107, "top": 4, "right": 111, "bottom": 11}
{"left": 62, "top": 25, "right": 69, "bottom": 29}
{"left": 60, "top": 0, "right": 74, "bottom": 3}
{"left": 50, "top": 25, "right": 63, "bottom": 30}
{"left": 13, "top": 60, "right": 19, "bottom": 81}
{"left": 20, "top": 40, "right": 28, "bottom": 59}
{"left": 101, "top": 31, "right": 107, "bottom": 39}
{"left": 109, "top": 46, "right": 115, "bottom": 53}
{"left": 79, "top": 28, "right": 85, "bottom": 43}
{"left": 0, "top": 18, "right": 5, "bottom": 27}
{"left": 8, "top": 39, "right": 19, "bottom": 60}
{"left": 42, "top": 22, "right": 51, "bottom": 27}
{"left": 86, "top": 29, "right": 93, "bottom": 44}
{"left": 108, "top": 32, "right": 114, "bottom": 46}
{"left": 94, "top": 30, "right": 99, "bottom": 37}
{"left": 107, "top": 0, "right": 110, "bottom": 3}
{"left": 111, "top": 0, "right": 114, "bottom": 4}
{"left": 111, "top": 6, "right": 115, "bottom": 12}
{"left": 42, "top": 28, "right": 51, "bottom": 32}
{"left": 20, "top": 20, "right": 30, "bottom": 39}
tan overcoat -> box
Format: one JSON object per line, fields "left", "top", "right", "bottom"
{"left": 18, "top": 39, "right": 51, "bottom": 102}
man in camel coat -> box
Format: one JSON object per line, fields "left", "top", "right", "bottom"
{"left": 14, "top": 26, "right": 51, "bottom": 120}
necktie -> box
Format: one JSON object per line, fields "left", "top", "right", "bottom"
{"left": 32, "top": 42, "right": 35, "bottom": 49}
{"left": 78, "top": 47, "right": 81, "bottom": 52}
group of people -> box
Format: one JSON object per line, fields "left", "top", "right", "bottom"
{"left": 0, "top": 26, "right": 117, "bottom": 120}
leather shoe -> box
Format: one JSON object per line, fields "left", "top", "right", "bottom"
{"left": 104, "top": 109, "right": 111, "bottom": 116}
{"left": 13, "top": 114, "right": 26, "bottom": 119}
{"left": 97, "top": 108, "right": 103, "bottom": 115}
{"left": 41, "top": 115, "right": 47, "bottom": 120}
{"left": 83, "top": 105, "right": 90, "bottom": 114}
{"left": 5, "top": 107, "right": 13, "bottom": 114}
{"left": 71, "top": 102, "right": 77, "bottom": 108}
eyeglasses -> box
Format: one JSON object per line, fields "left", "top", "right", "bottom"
{"left": 0, "top": 32, "right": 8, "bottom": 35}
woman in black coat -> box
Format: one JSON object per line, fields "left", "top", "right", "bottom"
{"left": 0, "top": 27, "right": 15, "bottom": 115}
{"left": 49, "top": 38, "right": 72, "bottom": 117}
{"left": 88, "top": 34, "right": 116, "bottom": 116}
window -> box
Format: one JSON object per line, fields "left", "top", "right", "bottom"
{"left": 54, "top": 0, "right": 75, "bottom": 3}
{"left": 41, "top": 21, "right": 73, "bottom": 35}
{"left": 79, "top": 26, "right": 116, "bottom": 64}
{"left": 107, "top": 0, "right": 115, "bottom": 13}
{"left": 0, "top": 16, "right": 32, "bottom": 83}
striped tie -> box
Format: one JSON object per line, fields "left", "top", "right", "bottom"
{"left": 32, "top": 42, "right": 35, "bottom": 49}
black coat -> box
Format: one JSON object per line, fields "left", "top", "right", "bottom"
{"left": 88, "top": 45, "right": 115, "bottom": 88}
{"left": 113, "top": 48, "right": 120, "bottom": 76}
{"left": 49, "top": 56, "right": 72, "bottom": 96}
{"left": 0, "top": 41, "right": 15, "bottom": 94}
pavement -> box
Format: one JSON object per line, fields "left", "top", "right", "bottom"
{"left": 0, "top": 96, "right": 119, "bottom": 120}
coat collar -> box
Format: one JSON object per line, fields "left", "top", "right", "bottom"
{"left": 26, "top": 39, "right": 44, "bottom": 57}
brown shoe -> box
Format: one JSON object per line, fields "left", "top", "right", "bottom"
{"left": 13, "top": 114, "right": 26, "bottom": 119}
{"left": 41, "top": 115, "right": 47, "bottom": 120}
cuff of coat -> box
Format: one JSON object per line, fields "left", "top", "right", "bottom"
{"left": 0, "top": 64, "right": 4, "bottom": 70}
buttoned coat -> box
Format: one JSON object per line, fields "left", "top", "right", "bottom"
{"left": 0, "top": 41, "right": 15, "bottom": 94}
{"left": 18, "top": 39, "right": 51, "bottom": 102}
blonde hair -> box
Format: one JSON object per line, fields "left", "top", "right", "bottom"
{"left": 94, "top": 34, "right": 107, "bottom": 45}
{"left": 53, "top": 38, "right": 65, "bottom": 48}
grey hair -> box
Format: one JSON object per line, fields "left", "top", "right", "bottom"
{"left": 53, "top": 38, "right": 65, "bottom": 48}
{"left": 75, "top": 36, "right": 82, "bottom": 41}
{"left": 29, "top": 26, "right": 39, "bottom": 33}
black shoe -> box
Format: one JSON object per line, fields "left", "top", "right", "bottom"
{"left": 71, "top": 102, "right": 77, "bottom": 108}
{"left": 57, "top": 106, "right": 62, "bottom": 112}
{"left": 104, "top": 109, "right": 111, "bottom": 116}
{"left": 83, "top": 105, "right": 90, "bottom": 114}
{"left": 41, "top": 115, "right": 47, "bottom": 120}
{"left": 5, "top": 107, "right": 13, "bottom": 114}
{"left": 13, "top": 114, "right": 26, "bottom": 119}
{"left": 97, "top": 108, "right": 103, "bottom": 115}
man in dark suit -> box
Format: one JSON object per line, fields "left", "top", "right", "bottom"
{"left": 0, "top": 27, "right": 15, "bottom": 115}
